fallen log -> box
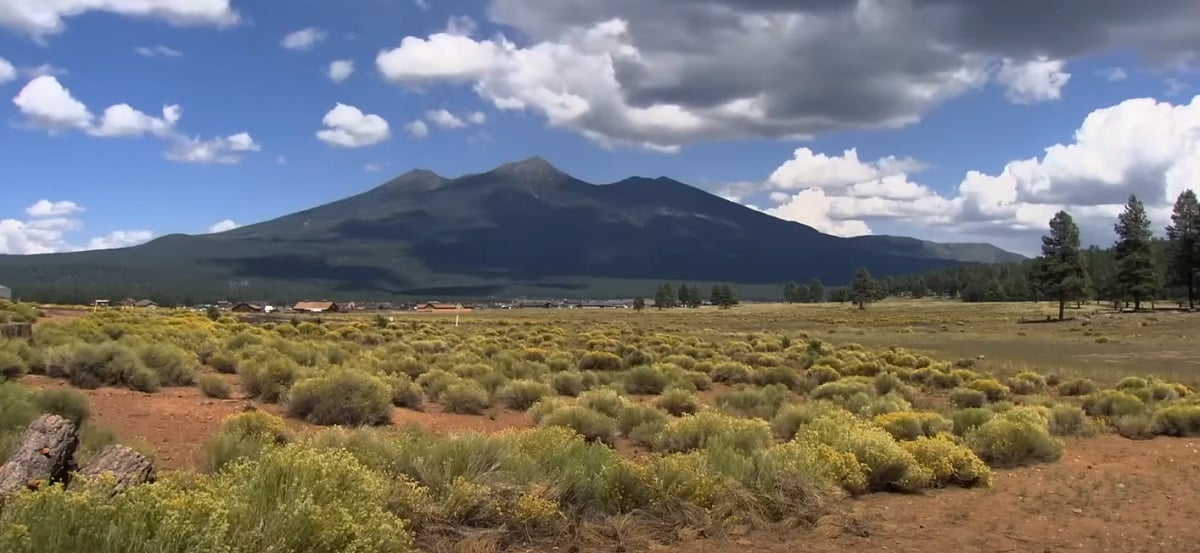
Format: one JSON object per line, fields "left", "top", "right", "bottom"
{"left": 71, "top": 445, "right": 155, "bottom": 495}
{"left": 0, "top": 414, "right": 79, "bottom": 495}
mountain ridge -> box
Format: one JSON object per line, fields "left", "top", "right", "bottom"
{"left": 0, "top": 157, "right": 1023, "bottom": 302}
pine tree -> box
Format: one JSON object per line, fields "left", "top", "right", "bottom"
{"left": 807, "top": 278, "right": 825, "bottom": 303}
{"left": 633, "top": 296, "right": 646, "bottom": 311}
{"left": 1113, "top": 195, "right": 1160, "bottom": 311}
{"left": 1034, "top": 211, "right": 1090, "bottom": 320}
{"left": 783, "top": 282, "right": 798, "bottom": 303}
{"left": 1165, "top": 189, "right": 1200, "bottom": 309}
{"left": 850, "top": 267, "right": 878, "bottom": 309}
{"left": 654, "top": 283, "right": 675, "bottom": 309}
{"left": 677, "top": 283, "right": 690, "bottom": 308}
{"left": 711, "top": 284, "right": 738, "bottom": 308}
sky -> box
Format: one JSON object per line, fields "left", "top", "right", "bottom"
{"left": 1, "top": 0, "right": 1199, "bottom": 257}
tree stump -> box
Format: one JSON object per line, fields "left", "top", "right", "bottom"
{"left": 0, "top": 414, "right": 79, "bottom": 495}
{"left": 71, "top": 445, "right": 155, "bottom": 495}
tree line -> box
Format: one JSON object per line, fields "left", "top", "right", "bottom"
{"left": 637, "top": 282, "right": 740, "bottom": 310}
{"left": 791, "top": 190, "right": 1200, "bottom": 318}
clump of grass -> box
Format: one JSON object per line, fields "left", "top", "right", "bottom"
{"left": 578, "top": 351, "right": 622, "bottom": 372}
{"left": 198, "top": 373, "right": 232, "bottom": 399}
{"left": 715, "top": 384, "right": 792, "bottom": 419}
{"left": 287, "top": 371, "right": 392, "bottom": 426}
{"left": 0, "top": 350, "right": 28, "bottom": 380}
{"left": 710, "top": 361, "right": 754, "bottom": 384}
{"left": 966, "top": 378, "right": 1009, "bottom": 402}
{"left": 1082, "top": 389, "right": 1145, "bottom": 418}
{"left": 386, "top": 374, "right": 424, "bottom": 410}
{"left": 496, "top": 379, "right": 553, "bottom": 410}
{"left": 618, "top": 403, "right": 668, "bottom": 445}
{"left": 624, "top": 365, "right": 670, "bottom": 395}
{"left": 1048, "top": 404, "right": 1095, "bottom": 437}
{"left": 1149, "top": 404, "right": 1200, "bottom": 437}
{"left": 539, "top": 406, "right": 618, "bottom": 445}
{"left": 655, "top": 411, "right": 773, "bottom": 455}
{"left": 965, "top": 407, "right": 1062, "bottom": 468}
{"left": 550, "top": 372, "right": 585, "bottom": 397}
{"left": 1007, "top": 371, "right": 1046, "bottom": 395}
{"left": 204, "top": 410, "right": 293, "bottom": 472}
{"left": 1057, "top": 378, "right": 1098, "bottom": 396}
{"left": 873, "top": 411, "right": 952, "bottom": 441}
{"left": 578, "top": 389, "right": 627, "bottom": 418}
{"left": 415, "top": 369, "right": 460, "bottom": 400}
{"left": 655, "top": 388, "right": 700, "bottom": 416}
{"left": 1114, "top": 413, "right": 1154, "bottom": 439}
{"left": 441, "top": 381, "right": 492, "bottom": 415}
{"left": 770, "top": 401, "right": 844, "bottom": 440}
{"left": 951, "top": 408, "right": 995, "bottom": 435}
{"left": 949, "top": 387, "right": 988, "bottom": 408}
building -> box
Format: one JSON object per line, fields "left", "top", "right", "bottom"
{"left": 134, "top": 299, "right": 159, "bottom": 308}
{"left": 93, "top": 299, "right": 111, "bottom": 308}
{"left": 415, "top": 302, "right": 472, "bottom": 313}
{"left": 0, "top": 283, "right": 10, "bottom": 300}
{"left": 231, "top": 303, "right": 265, "bottom": 313}
{"left": 293, "top": 301, "right": 340, "bottom": 313}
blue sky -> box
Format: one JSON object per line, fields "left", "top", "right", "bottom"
{"left": 1, "top": 0, "right": 1198, "bottom": 256}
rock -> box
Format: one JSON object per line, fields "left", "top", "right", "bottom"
{"left": 70, "top": 445, "right": 155, "bottom": 495}
{"left": 0, "top": 414, "right": 79, "bottom": 495}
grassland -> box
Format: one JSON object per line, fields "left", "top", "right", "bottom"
{"left": 1, "top": 299, "right": 1199, "bottom": 553}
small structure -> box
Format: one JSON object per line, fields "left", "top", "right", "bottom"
{"left": 119, "top": 298, "right": 137, "bottom": 308}
{"left": 134, "top": 299, "right": 158, "bottom": 308}
{"left": 293, "top": 301, "right": 340, "bottom": 313}
{"left": 93, "top": 299, "right": 111, "bottom": 308}
{"left": 415, "top": 302, "right": 472, "bottom": 313}
{"left": 0, "top": 283, "right": 11, "bottom": 300}
{"left": 231, "top": 303, "right": 265, "bottom": 313}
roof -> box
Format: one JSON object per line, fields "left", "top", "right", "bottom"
{"left": 417, "top": 302, "right": 464, "bottom": 309}
{"left": 134, "top": 299, "right": 158, "bottom": 307}
{"left": 294, "top": 301, "right": 337, "bottom": 311}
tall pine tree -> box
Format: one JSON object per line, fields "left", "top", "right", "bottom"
{"left": 850, "top": 267, "right": 878, "bottom": 309}
{"left": 1113, "top": 195, "right": 1159, "bottom": 310}
{"left": 807, "top": 278, "right": 825, "bottom": 303}
{"left": 1034, "top": 211, "right": 1090, "bottom": 320}
{"left": 654, "top": 283, "right": 675, "bottom": 309}
{"left": 1165, "top": 189, "right": 1200, "bottom": 309}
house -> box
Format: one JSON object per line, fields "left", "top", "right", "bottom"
{"left": 231, "top": 302, "right": 265, "bottom": 313}
{"left": 0, "top": 283, "right": 10, "bottom": 300}
{"left": 134, "top": 299, "right": 159, "bottom": 308}
{"left": 119, "top": 298, "right": 137, "bottom": 308}
{"left": 415, "top": 302, "right": 472, "bottom": 313}
{"left": 93, "top": 299, "right": 111, "bottom": 308}
{"left": 293, "top": 301, "right": 340, "bottom": 313}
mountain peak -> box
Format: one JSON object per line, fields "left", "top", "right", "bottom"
{"left": 491, "top": 156, "right": 566, "bottom": 181}
{"left": 378, "top": 168, "right": 447, "bottom": 191}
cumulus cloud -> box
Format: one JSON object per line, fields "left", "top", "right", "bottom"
{"left": 445, "top": 15, "right": 478, "bottom": 36}
{"left": 207, "top": 219, "right": 239, "bottom": 233}
{"left": 0, "top": 57, "right": 14, "bottom": 83}
{"left": 316, "top": 103, "right": 390, "bottom": 147}
{"left": 12, "top": 76, "right": 259, "bottom": 163}
{"left": 996, "top": 56, "right": 1072, "bottom": 104}
{"left": 426, "top": 109, "right": 466, "bottom": 129}
{"left": 760, "top": 95, "right": 1200, "bottom": 252}
{"left": 371, "top": 0, "right": 1200, "bottom": 151}
{"left": 282, "top": 27, "right": 326, "bottom": 50}
{"left": 135, "top": 45, "right": 183, "bottom": 58}
{"left": 328, "top": 59, "right": 354, "bottom": 83}
{"left": 404, "top": 120, "right": 429, "bottom": 138}
{"left": 1, "top": 0, "right": 239, "bottom": 37}
{"left": 468, "top": 111, "right": 487, "bottom": 124}
{"left": 1, "top": 199, "right": 154, "bottom": 254}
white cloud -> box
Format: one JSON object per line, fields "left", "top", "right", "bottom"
{"left": 445, "top": 15, "right": 478, "bottom": 36}
{"left": 768, "top": 148, "right": 925, "bottom": 192}
{"left": 316, "top": 103, "right": 390, "bottom": 147}
{"left": 996, "top": 56, "right": 1072, "bottom": 104}
{"left": 468, "top": 111, "right": 487, "bottom": 124}
{"left": 758, "top": 94, "right": 1200, "bottom": 252}
{"left": 413, "top": 0, "right": 429, "bottom": 9}
{"left": 13, "top": 76, "right": 258, "bottom": 164}
{"left": 282, "top": 27, "right": 326, "bottom": 50}
{"left": 87, "top": 230, "right": 154, "bottom": 250}
{"left": 0, "top": 57, "right": 15, "bottom": 83}
{"left": 12, "top": 75, "right": 93, "bottom": 130}
{"left": 0, "top": 0, "right": 239, "bottom": 37}
{"left": 404, "top": 120, "right": 429, "bottom": 138}
{"left": 135, "top": 45, "right": 183, "bottom": 58}
{"left": 1098, "top": 67, "right": 1128, "bottom": 82}
{"left": 377, "top": 33, "right": 503, "bottom": 82}
{"left": 207, "top": 219, "right": 239, "bottom": 233}
{"left": 426, "top": 109, "right": 466, "bottom": 129}
{"left": 327, "top": 59, "right": 354, "bottom": 83}
{"left": 167, "top": 132, "right": 261, "bottom": 164}
{"left": 364, "top": 163, "right": 383, "bottom": 172}
{"left": 26, "top": 200, "right": 83, "bottom": 217}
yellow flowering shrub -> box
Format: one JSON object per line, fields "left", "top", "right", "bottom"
{"left": 795, "top": 410, "right": 931, "bottom": 493}
{"left": 901, "top": 434, "right": 992, "bottom": 488}
{"left": 874, "top": 411, "right": 954, "bottom": 441}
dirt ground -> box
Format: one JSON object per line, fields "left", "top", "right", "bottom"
{"left": 22, "top": 374, "right": 1200, "bottom": 553}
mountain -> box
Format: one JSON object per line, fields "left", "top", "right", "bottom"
{"left": 0, "top": 157, "right": 1023, "bottom": 302}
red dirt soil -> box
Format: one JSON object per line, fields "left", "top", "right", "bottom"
{"left": 20, "top": 375, "right": 1200, "bottom": 552}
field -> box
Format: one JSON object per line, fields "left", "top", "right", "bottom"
{"left": 2, "top": 299, "right": 1200, "bottom": 553}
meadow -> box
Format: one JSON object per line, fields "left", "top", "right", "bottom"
{"left": 0, "top": 299, "right": 1198, "bottom": 553}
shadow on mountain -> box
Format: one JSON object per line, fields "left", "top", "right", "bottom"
{"left": 205, "top": 255, "right": 407, "bottom": 288}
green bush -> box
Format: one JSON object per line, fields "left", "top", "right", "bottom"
{"left": 137, "top": 343, "right": 198, "bottom": 386}
{"left": 0, "top": 350, "right": 28, "bottom": 380}
{"left": 900, "top": 434, "right": 992, "bottom": 489}
{"left": 873, "top": 411, "right": 952, "bottom": 441}
{"left": 965, "top": 408, "right": 1062, "bottom": 468}
{"left": 578, "top": 389, "right": 627, "bottom": 418}
{"left": 204, "top": 411, "right": 293, "bottom": 472}
{"left": 1057, "top": 378, "right": 1098, "bottom": 396}
{"left": 238, "top": 357, "right": 303, "bottom": 403}
{"left": 950, "top": 408, "right": 994, "bottom": 436}
{"left": 1150, "top": 404, "right": 1200, "bottom": 437}
{"left": 33, "top": 388, "right": 90, "bottom": 424}
{"left": 414, "top": 369, "right": 460, "bottom": 400}
{"left": 578, "top": 351, "right": 622, "bottom": 372}
{"left": 655, "top": 388, "right": 700, "bottom": 416}
{"left": 966, "top": 378, "right": 1009, "bottom": 401}
{"left": 550, "top": 372, "right": 585, "bottom": 396}
{"left": 795, "top": 410, "right": 930, "bottom": 493}
{"left": 715, "top": 384, "right": 792, "bottom": 419}
{"left": 538, "top": 406, "right": 618, "bottom": 445}
{"left": 287, "top": 371, "right": 392, "bottom": 426}
{"left": 198, "top": 373, "right": 232, "bottom": 399}
{"left": 208, "top": 350, "right": 238, "bottom": 374}
{"left": 1082, "top": 389, "right": 1145, "bottom": 418}
{"left": 386, "top": 375, "right": 424, "bottom": 410}
{"left": 1007, "top": 371, "right": 1046, "bottom": 395}
{"left": 624, "top": 365, "right": 670, "bottom": 395}
{"left": 617, "top": 404, "right": 668, "bottom": 445}
{"left": 527, "top": 397, "right": 568, "bottom": 423}
{"left": 496, "top": 379, "right": 553, "bottom": 410}
{"left": 0, "top": 381, "right": 40, "bottom": 455}
{"left": 62, "top": 342, "right": 148, "bottom": 391}
{"left": 1048, "top": 404, "right": 1094, "bottom": 436}
{"left": 655, "top": 411, "right": 772, "bottom": 454}
{"left": 1114, "top": 413, "right": 1154, "bottom": 439}
{"left": 710, "top": 361, "right": 753, "bottom": 384}
{"left": 441, "top": 381, "right": 492, "bottom": 415}
{"left": 752, "top": 366, "right": 802, "bottom": 390}
{"left": 948, "top": 387, "right": 988, "bottom": 408}
{"left": 770, "top": 401, "right": 843, "bottom": 440}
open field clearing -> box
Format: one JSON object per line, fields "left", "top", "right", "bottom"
{"left": 2, "top": 299, "right": 1200, "bottom": 552}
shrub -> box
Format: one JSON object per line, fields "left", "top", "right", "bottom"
{"left": 441, "top": 381, "right": 492, "bottom": 415}
{"left": 753, "top": 366, "right": 802, "bottom": 390}
{"left": 1082, "top": 389, "right": 1145, "bottom": 418}
{"left": 950, "top": 408, "right": 994, "bottom": 436}
{"left": 1150, "top": 404, "right": 1200, "bottom": 437}
{"left": 771, "top": 401, "right": 843, "bottom": 440}
{"left": 538, "top": 406, "right": 618, "bottom": 445}
{"left": 528, "top": 397, "right": 568, "bottom": 424}
{"left": 578, "top": 351, "right": 623, "bottom": 372}
{"left": 710, "top": 361, "right": 754, "bottom": 384}
{"left": 618, "top": 404, "right": 668, "bottom": 445}
{"left": 198, "top": 373, "right": 232, "bottom": 399}
{"left": 716, "top": 384, "right": 792, "bottom": 419}
{"left": 948, "top": 387, "right": 988, "bottom": 408}
{"left": 901, "top": 434, "right": 992, "bottom": 489}
{"left": 965, "top": 408, "right": 1062, "bottom": 468}
{"left": 795, "top": 410, "right": 930, "bottom": 493}
{"left": 1008, "top": 371, "right": 1046, "bottom": 395}
{"left": 204, "top": 411, "right": 292, "bottom": 472}
{"left": 387, "top": 375, "right": 424, "bottom": 410}
{"left": 873, "top": 411, "right": 953, "bottom": 441}
{"left": 655, "top": 411, "right": 772, "bottom": 454}
{"left": 810, "top": 379, "right": 871, "bottom": 402}
{"left": 1116, "top": 376, "right": 1148, "bottom": 390}
{"left": 0, "top": 381, "right": 39, "bottom": 454}
{"left": 803, "top": 366, "right": 842, "bottom": 388}
{"left": 624, "top": 365, "right": 670, "bottom": 395}
{"left": 872, "top": 373, "right": 903, "bottom": 396}
{"left": 63, "top": 342, "right": 145, "bottom": 391}
{"left": 550, "top": 372, "right": 585, "bottom": 396}
{"left": 29, "top": 387, "right": 90, "bottom": 424}
{"left": 208, "top": 350, "right": 238, "bottom": 374}
{"left": 655, "top": 388, "right": 700, "bottom": 416}
{"left": 1058, "top": 378, "right": 1098, "bottom": 396}
{"left": 138, "top": 343, "right": 198, "bottom": 386}
{"left": 966, "top": 378, "right": 1009, "bottom": 401}
{"left": 496, "top": 379, "right": 553, "bottom": 410}
{"left": 287, "top": 371, "right": 392, "bottom": 426}
{"left": 1048, "top": 404, "right": 1094, "bottom": 437}
{"left": 415, "top": 369, "right": 460, "bottom": 400}
{"left": 1114, "top": 413, "right": 1155, "bottom": 439}
{"left": 238, "top": 357, "right": 303, "bottom": 403}
{"left": 0, "top": 350, "right": 27, "bottom": 380}
{"left": 578, "top": 389, "right": 627, "bottom": 418}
